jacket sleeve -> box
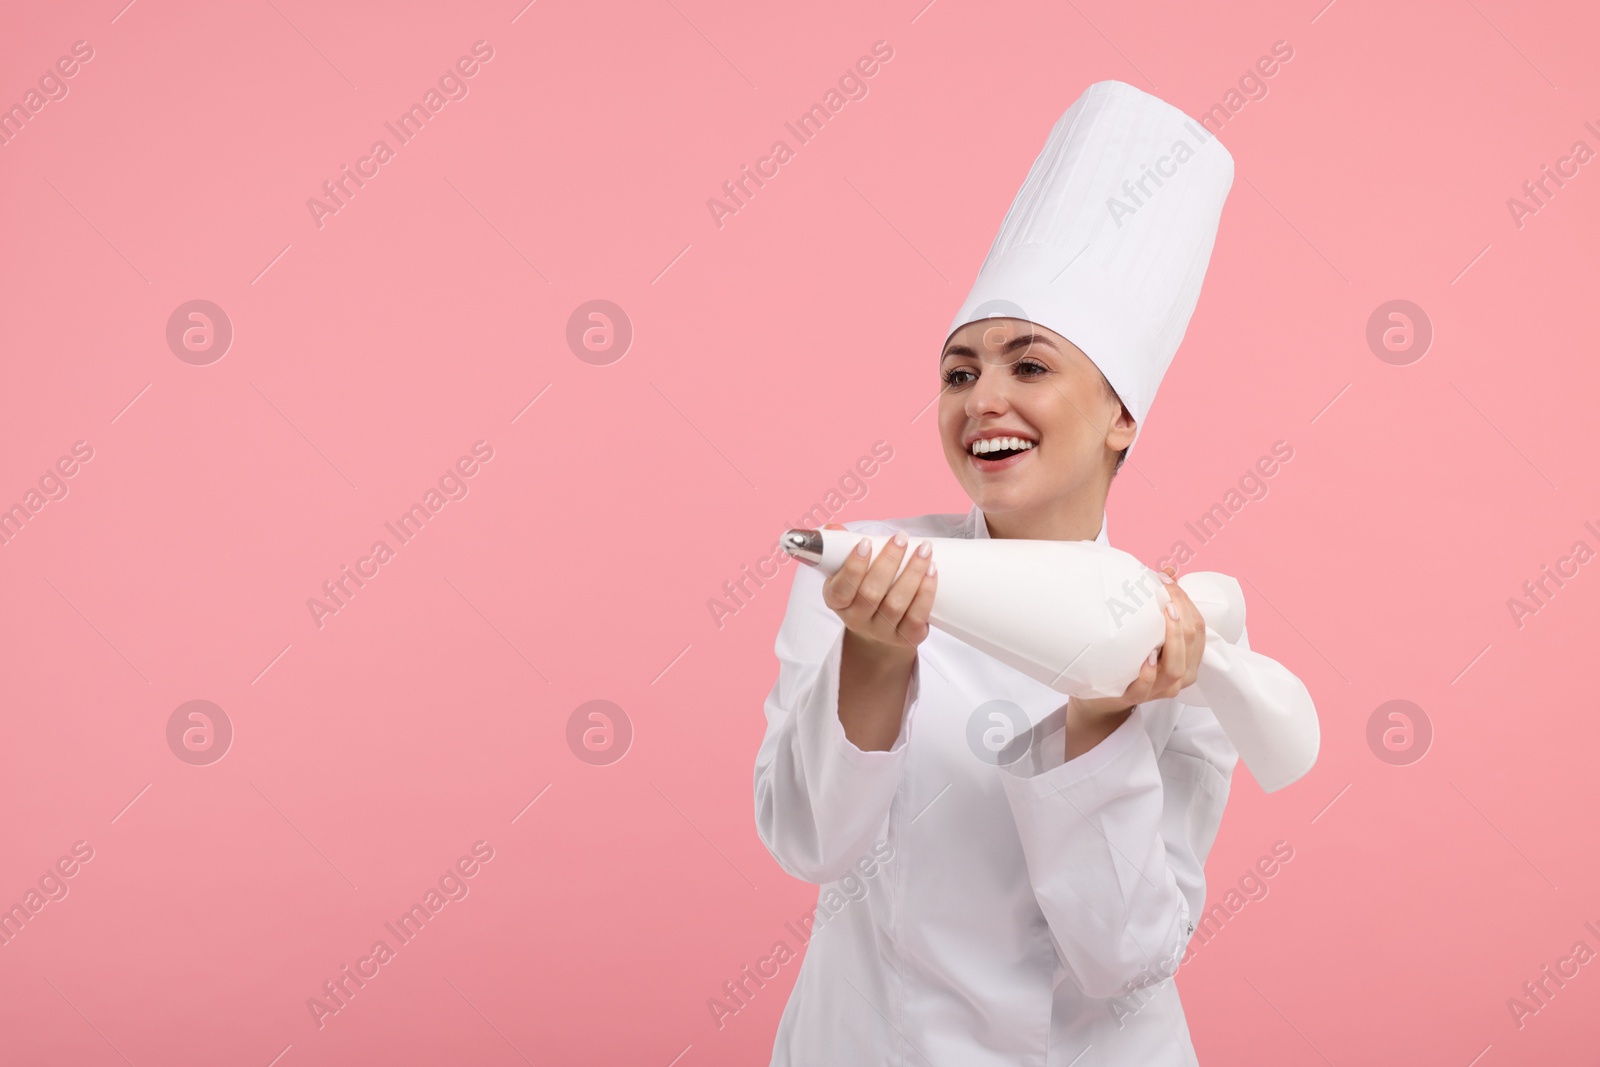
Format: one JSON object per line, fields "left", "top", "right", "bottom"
{"left": 997, "top": 672, "right": 1238, "bottom": 999}
{"left": 753, "top": 559, "right": 919, "bottom": 884}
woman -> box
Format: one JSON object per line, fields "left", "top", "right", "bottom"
{"left": 753, "top": 82, "right": 1316, "bottom": 1064}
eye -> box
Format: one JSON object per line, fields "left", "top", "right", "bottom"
{"left": 942, "top": 358, "right": 1049, "bottom": 387}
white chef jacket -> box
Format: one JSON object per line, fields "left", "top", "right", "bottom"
{"left": 754, "top": 504, "right": 1249, "bottom": 1066}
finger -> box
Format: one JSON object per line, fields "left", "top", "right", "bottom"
{"left": 899, "top": 562, "right": 939, "bottom": 643}
{"left": 822, "top": 537, "right": 873, "bottom": 611}
{"left": 1176, "top": 584, "right": 1206, "bottom": 667}
{"left": 862, "top": 535, "right": 922, "bottom": 643}
{"left": 1166, "top": 580, "right": 1201, "bottom": 639}
{"left": 857, "top": 531, "right": 910, "bottom": 611}
{"left": 879, "top": 540, "right": 933, "bottom": 628}
{"left": 1116, "top": 640, "right": 1161, "bottom": 704}
{"left": 823, "top": 538, "right": 870, "bottom": 608}
{"left": 818, "top": 522, "right": 854, "bottom": 604}
{"left": 1152, "top": 593, "right": 1187, "bottom": 696}
{"left": 1164, "top": 581, "right": 1205, "bottom": 682}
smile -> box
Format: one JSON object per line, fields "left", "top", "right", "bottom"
{"left": 966, "top": 436, "right": 1036, "bottom": 471}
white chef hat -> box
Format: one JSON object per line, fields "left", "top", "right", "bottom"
{"left": 946, "top": 80, "right": 1234, "bottom": 451}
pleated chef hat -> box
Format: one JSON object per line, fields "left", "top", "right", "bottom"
{"left": 946, "top": 80, "right": 1234, "bottom": 451}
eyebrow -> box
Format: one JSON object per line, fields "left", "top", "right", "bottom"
{"left": 941, "top": 332, "right": 1060, "bottom": 362}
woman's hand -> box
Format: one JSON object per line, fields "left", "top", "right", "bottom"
{"left": 820, "top": 523, "right": 938, "bottom": 666}
{"left": 822, "top": 523, "right": 937, "bottom": 752}
{"left": 1065, "top": 568, "right": 1207, "bottom": 757}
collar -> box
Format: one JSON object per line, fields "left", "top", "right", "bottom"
{"left": 966, "top": 503, "right": 1110, "bottom": 546}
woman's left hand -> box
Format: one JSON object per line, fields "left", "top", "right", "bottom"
{"left": 1071, "top": 568, "right": 1208, "bottom": 722}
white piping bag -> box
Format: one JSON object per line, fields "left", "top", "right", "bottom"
{"left": 782, "top": 529, "right": 1319, "bottom": 792}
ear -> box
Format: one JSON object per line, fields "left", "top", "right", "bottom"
{"left": 1105, "top": 401, "right": 1137, "bottom": 452}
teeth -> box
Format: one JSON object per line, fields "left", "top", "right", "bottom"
{"left": 970, "top": 437, "right": 1035, "bottom": 456}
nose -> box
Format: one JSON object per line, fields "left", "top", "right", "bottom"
{"left": 964, "top": 361, "right": 1012, "bottom": 419}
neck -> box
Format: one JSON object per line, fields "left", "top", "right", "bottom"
{"left": 982, "top": 492, "right": 1106, "bottom": 542}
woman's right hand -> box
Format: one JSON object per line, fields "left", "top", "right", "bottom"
{"left": 819, "top": 523, "right": 938, "bottom": 663}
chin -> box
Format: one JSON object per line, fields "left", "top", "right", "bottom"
{"left": 961, "top": 477, "right": 1043, "bottom": 514}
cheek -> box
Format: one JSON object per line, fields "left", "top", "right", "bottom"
{"left": 937, "top": 404, "right": 963, "bottom": 447}
{"left": 1025, "top": 397, "right": 1073, "bottom": 443}
{"left": 1041, "top": 386, "right": 1103, "bottom": 441}
{"left": 1033, "top": 399, "right": 1101, "bottom": 474}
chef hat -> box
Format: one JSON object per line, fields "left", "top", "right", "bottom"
{"left": 946, "top": 80, "right": 1234, "bottom": 451}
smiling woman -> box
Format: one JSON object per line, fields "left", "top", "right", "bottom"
{"left": 938, "top": 319, "right": 1133, "bottom": 543}
{"left": 750, "top": 80, "right": 1307, "bottom": 1067}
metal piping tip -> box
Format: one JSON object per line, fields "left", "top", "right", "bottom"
{"left": 781, "top": 529, "right": 824, "bottom": 567}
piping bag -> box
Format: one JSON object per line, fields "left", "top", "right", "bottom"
{"left": 782, "top": 528, "right": 1319, "bottom": 792}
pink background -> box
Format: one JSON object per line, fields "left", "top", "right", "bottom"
{"left": 3, "top": 0, "right": 1598, "bottom": 1063}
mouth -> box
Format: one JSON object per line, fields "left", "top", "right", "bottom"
{"left": 965, "top": 435, "right": 1036, "bottom": 472}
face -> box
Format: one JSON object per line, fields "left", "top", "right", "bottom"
{"left": 938, "top": 318, "right": 1135, "bottom": 518}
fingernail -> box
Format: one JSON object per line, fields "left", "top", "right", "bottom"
{"left": 1147, "top": 649, "right": 1159, "bottom": 667}
{"left": 1159, "top": 571, "right": 1174, "bottom": 585}
{"left": 1166, "top": 602, "right": 1179, "bottom": 620}
{"left": 893, "top": 531, "right": 907, "bottom": 547}
{"left": 917, "top": 541, "right": 931, "bottom": 557}
{"left": 856, "top": 538, "right": 871, "bottom": 557}
{"left": 927, "top": 561, "right": 937, "bottom": 576}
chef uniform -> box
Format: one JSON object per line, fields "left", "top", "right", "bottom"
{"left": 754, "top": 82, "right": 1302, "bottom": 1065}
